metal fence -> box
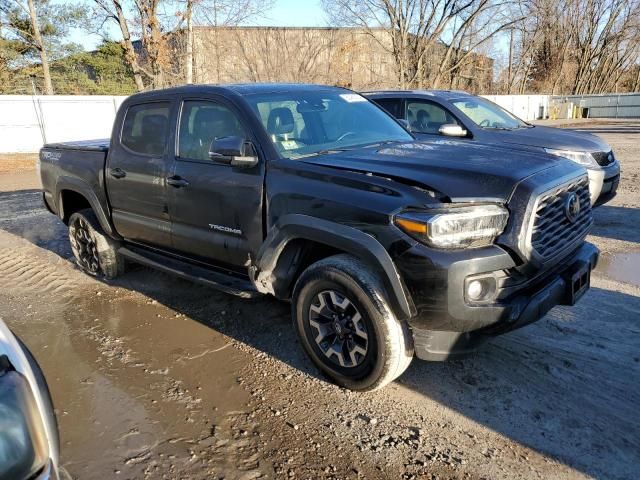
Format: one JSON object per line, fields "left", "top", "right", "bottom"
{"left": 481, "top": 95, "right": 549, "bottom": 121}
{"left": 550, "top": 93, "right": 640, "bottom": 119}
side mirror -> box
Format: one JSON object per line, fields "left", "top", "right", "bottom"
{"left": 398, "top": 119, "right": 411, "bottom": 131}
{"left": 208, "top": 136, "right": 259, "bottom": 168}
{"left": 438, "top": 124, "right": 467, "bottom": 137}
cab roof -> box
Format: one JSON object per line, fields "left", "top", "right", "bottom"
{"left": 127, "top": 83, "right": 349, "bottom": 101}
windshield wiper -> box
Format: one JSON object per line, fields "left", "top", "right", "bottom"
{"left": 293, "top": 149, "right": 347, "bottom": 159}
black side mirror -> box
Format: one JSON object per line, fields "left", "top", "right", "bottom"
{"left": 208, "top": 136, "right": 259, "bottom": 168}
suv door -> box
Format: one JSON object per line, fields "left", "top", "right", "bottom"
{"left": 106, "top": 101, "right": 174, "bottom": 248}
{"left": 406, "top": 100, "right": 463, "bottom": 136}
{"left": 168, "top": 98, "right": 265, "bottom": 269}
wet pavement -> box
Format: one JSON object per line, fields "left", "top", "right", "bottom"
{"left": 597, "top": 252, "right": 640, "bottom": 288}
{"left": 0, "top": 123, "right": 639, "bottom": 479}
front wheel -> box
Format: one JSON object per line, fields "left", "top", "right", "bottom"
{"left": 292, "top": 254, "right": 413, "bottom": 391}
{"left": 68, "top": 209, "right": 125, "bottom": 279}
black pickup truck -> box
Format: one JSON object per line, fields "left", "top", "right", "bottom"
{"left": 40, "top": 84, "right": 598, "bottom": 391}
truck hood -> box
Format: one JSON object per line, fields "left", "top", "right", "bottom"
{"left": 301, "top": 140, "right": 567, "bottom": 202}
{"left": 487, "top": 125, "right": 610, "bottom": 153}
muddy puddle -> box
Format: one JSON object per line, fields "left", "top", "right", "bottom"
{"left": 596, "top": 252, "right": 640, "bottom": 288}
{"left": 5, "top": 286, "right": 271, "bottom": 479}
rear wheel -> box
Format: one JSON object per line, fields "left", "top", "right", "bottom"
{"left": 292, "top": 254, "right": 413, "bottom": 391}
{"left": 68, "top": 209, "right": 124, "bottom": 279}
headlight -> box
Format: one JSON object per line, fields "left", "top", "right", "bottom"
{"left": 0, "top": 364, "right": 49, "bottom": 480}
{"left": 544, "top": 148, "right": 598, "bottom": 168}
{"left": 394, "top": 204, "right": 509, "bottom": 249}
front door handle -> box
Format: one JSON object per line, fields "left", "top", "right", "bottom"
{"left": 110, "top": 168, "right": 126, "bottom": 179}
{"left": 167, "top": 176, "right": 190, "bottom": 188}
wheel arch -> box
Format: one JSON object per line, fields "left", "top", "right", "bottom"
{"left": 55, "top": 177, "right": 118, "bottom": 239}
{"left": 253, "top": 214, "right": 415, "bottom": 320}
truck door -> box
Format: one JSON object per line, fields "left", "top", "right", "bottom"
{"left": 106, "top": 101, "right": 174, "bottom": 248}
{"left": 167, "top": 98, "right": 264, "bottom": 269}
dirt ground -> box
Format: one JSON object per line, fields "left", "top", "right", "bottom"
{"left": 0, "top": 122, "right": 638, "bottom": 480}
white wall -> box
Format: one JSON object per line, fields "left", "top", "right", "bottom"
{"left": 0, "top": 95, "right": 127, "bottom": 153}
{"left": 481, "top": 95, "right": 550, "bottom": 121}
{"left": 0, "top": 93, "right": 553, "bottom": 154}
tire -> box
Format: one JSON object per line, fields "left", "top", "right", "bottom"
{"left": 68, "top": 209, "right": 125, "bottom": 279}
{"left": 292, "top": 254, "right": 414, "bottom": 391}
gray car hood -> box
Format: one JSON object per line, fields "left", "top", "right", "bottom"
{"left": 490, "top": 125, "right": 611, "bottom": 153}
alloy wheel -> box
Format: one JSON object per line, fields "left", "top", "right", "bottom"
{"left": 70, "top": 218, "right": 100, "bottom": 275}
{"left": 308, "top": 290, "right": 369, "bottom": 368}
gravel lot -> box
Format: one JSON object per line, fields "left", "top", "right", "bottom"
{"left": 0, "top": 122, "right": 638, "bottom": 479}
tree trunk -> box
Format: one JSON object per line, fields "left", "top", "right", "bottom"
{"left": 113, "top": 0, "right": 145, "bottom": 90}
{"left": 185, "top": 0, "right": 194, "bottom": 83}
{"left": 507, "top": 28, "right": 513, "bottom": 94}
{"left": 27, "top": 0, "right": 53, "bottom": 94}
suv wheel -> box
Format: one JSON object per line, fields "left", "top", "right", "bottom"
{"left": 68, "top": 209, "right": 125, "bottom": 279}
{"left": 292, "top": 254, "right": 413, "bottom": 391}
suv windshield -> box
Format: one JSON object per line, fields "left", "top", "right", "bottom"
{"left": 452, "top": 97, "right": 528, "bottom": 130}
{"left": 246, "top": 90, "right": 412, "bottom": 159}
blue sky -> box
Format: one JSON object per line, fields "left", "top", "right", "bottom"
{"left": 67, "top": 0, "right": 328, "bottom": 51}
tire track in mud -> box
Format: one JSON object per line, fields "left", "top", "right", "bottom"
{"left": 0, "top": 240, "right": 83, "bottom": 297}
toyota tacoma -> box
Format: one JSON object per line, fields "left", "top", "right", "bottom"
{"left": 39, "top": 84, "right": 598, "bottom": 391}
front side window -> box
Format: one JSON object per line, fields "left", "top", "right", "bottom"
{"left": 178, "top": 101, "right": 247, "bottom": 161}
{"left": 246, "top": 91, "right": 412, "bottom": 159}
{"left": 407, "top": 101, "right": 460, "bottom": 135}
{"left": 121, "top": 102, "right": 170, "bottom": 156}
{"left": 452, "top": 97, "right": 527, "bottom": 130}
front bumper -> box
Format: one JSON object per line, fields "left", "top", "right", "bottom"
{"left": 395, "top": 241, "right": 599, "bottom": 361}
{"left": 588, "top": 161, "right": 620, "bottom": 207}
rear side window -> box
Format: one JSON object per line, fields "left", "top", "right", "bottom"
{"left": 121, "top": 102, "right": 170, "bottom": 155}
{"left": 374, "top": 98, "right": 402, "bottom": 118}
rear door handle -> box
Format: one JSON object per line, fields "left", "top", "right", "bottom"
{"left": 167, "top": 176, "right": 189, "bottom": 188}
{"left": 110, "top": 168, "right": 126, "bottom": 179}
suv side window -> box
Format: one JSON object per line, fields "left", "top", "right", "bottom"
{"left": 121, "top": 102, "right": 170, "bottom": 156}
{"left": 178, "top": 100, "right": 247, "bottom": 162}
{"left": 374, "top": 98, "right": 402, "bottom": 118}
{"left": 407, "top": 100, "right": 460, "bottom": 135}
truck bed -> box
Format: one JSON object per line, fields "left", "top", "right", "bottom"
{"left": 40, "top": 139, "right": 111, "bottom": 225}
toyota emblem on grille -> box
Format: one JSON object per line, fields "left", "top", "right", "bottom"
{"left": 564, "top": 192, "right": 581, "bottom": 223}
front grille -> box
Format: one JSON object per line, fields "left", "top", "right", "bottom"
{"left": 530, "top": 176, "right": 592, "bottom": 259}
{"left": 591, "top": 150, "right": 615, "bottom": 166}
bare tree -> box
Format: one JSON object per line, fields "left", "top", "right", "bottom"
{"left": 25, "top": 0, "right": 51, "bottom": 93}
{"left": 180, "top": 0, "right": 273, "bottom": 83}
{"left": 93, "top": 0, "right": 145, "bottom": 90}
{"left": 133, "top": 0, "right": 168, "bottom": 88}
{"left": 322, "top": 0, "right": 515, "bottom": 90}
{"left": 0, "top": 0, "right": 55, "bottom": 93}
{"left": 504, "top": 0, "right": 640, "bottom": 94}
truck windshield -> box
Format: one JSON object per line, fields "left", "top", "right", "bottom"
{"left": 246, "top": 91, "right": 413, "bottom": 159}
{"left": 452, "top": 97, "right": 528, "bottom": 130}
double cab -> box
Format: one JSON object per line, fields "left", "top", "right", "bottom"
{"left": 40, "top": 84, "right": 598, "bottom": 391}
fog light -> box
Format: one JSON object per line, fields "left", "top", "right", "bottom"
{"left": 467, "top": 280, "right": 484, "bottom": 301}
{"left": 465, "top": 275, "right": 497, "bottom": 302}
